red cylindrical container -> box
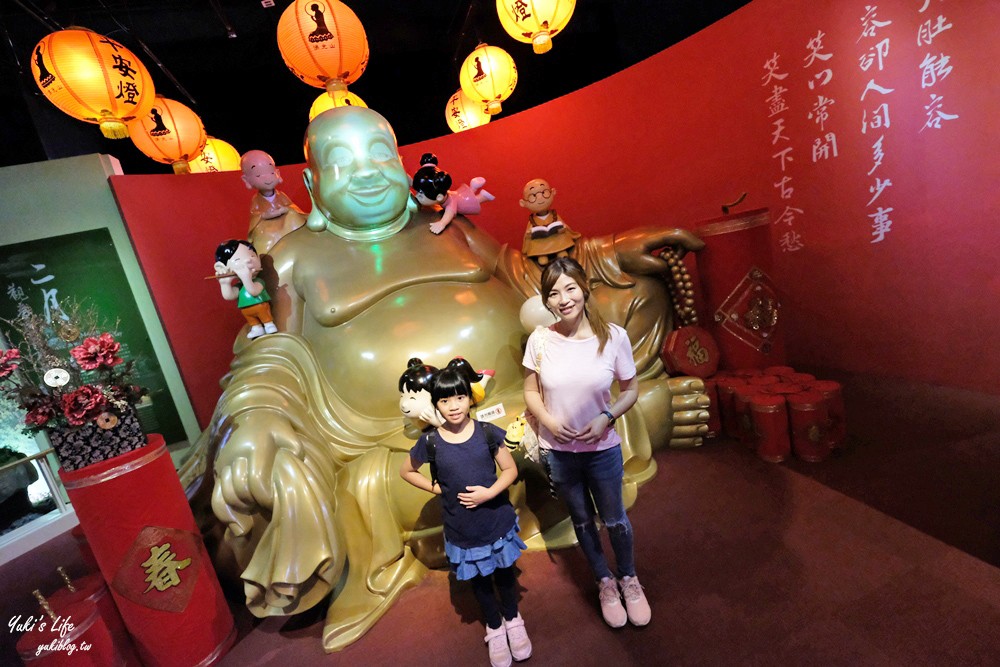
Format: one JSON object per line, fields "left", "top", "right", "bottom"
{"left": 811, "top": 380, "right": 847, "bottom": 449}
{"left": 747, "top": 374, "right": 780, "bottom": 388}
{"left": 47, "top": 573, "right": 140, "bottom": 666}
{"left": 764, "top": 365, "right": 796, "bottom": 377}
{"left": 788, "top": 372, "right": 816, "bottom": 384}
{"left": 787, "top": 391, "right": 831, "bottom": 462}
{"left": 16, "top": 600, "right": 121, "bottom": 666}
{"left": 59, "top": 436, "right": 235, "bottom": 667}
{"left": 750, "top": 394, "right": 790, "bottom": 463}
{"left": 733, "top": 387, "right": 758, "bottom": 448}
{"left": 716, "top": 378, "right": 746, "bottom": 440}
{"left": 763, "top": 382, "right": 804, "bottom": 396}
{"left": 695, "top": 209, "right": 787, "bottom": 370}
{"left": 702, "top": 378, "right": 722, "bottom": 438}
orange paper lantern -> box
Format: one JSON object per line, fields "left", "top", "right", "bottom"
{"left": 29, "top": 28, "right": 156, "bottom": 139}
{"left": 189, "top": 136, "right": 241, "bottom": 173}
{"left": 445, "top": 89, "right": 491, "bottom": 133}
{"left": 308, "top": 89, "right": 368, "bottom": 121}
{"left": 277, "top": 0, "right": 369, "bottom": 93}
{"left": 459, "top": 43, "right": 517, "bottom": 115}
{"left": 496, "top": 0, "right": 576, "bottom": 54}
{"left": 128, "top": 96, "right": 207, "bottom": 174}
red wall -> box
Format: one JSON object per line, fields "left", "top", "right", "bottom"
{"left": 112, "top": 0, "right": 1000, "bottom": 428}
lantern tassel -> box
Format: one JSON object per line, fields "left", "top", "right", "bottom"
{"left": 172, "top": 160, "right": 192, "bottom": 175}
{"left": 100, "top": 118, "right": 130, "bottom": 139}
{"left": 532, "top": 32, "right": 553, "bottom": 54}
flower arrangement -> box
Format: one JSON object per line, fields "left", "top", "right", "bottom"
{"left": 0, "top": 301, "right": 147, "bottom": 470}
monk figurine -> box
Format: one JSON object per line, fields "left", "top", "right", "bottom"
{"left": 519, "top": 178, "right": 580, "bottom": 265}
{"left": 188, "top": 107, "right": 708, "bottom": 652}
{"left": 241, "top": 149, "right": 305, "bottom": 254}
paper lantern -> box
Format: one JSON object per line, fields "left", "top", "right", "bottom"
{"left": 459, "top": 43, "right": 517, "bottom": 115}
{"left": 277, "top": 0, "right": 369, "bottom": 93}
{"left": 189, "top": 136, "right": 241, "bottom": 173}
{"left": 128, "top": 96, "right": 207, "bottom": 174}
{"left": 496, "top": 0, "right": 576, "bottom": 54}
{"left": 445, "top": 89, "right": 491, "bottom": 133}
{"left": 308, "top": 89, "right": 368, "bottom": 121}
{"left": 29, "top": 28, "right": 156, "bottom": 139}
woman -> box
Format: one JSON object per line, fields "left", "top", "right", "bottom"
{"left": 522, "top": 257, "right": 651, "bottom": 628}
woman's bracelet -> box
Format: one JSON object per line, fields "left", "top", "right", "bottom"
{"left": 600, "top": 410, "right": 616, "bottom": 426}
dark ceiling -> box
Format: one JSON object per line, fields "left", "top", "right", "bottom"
{"left": 1, "top": 0, "right": 751, "bottom": 175}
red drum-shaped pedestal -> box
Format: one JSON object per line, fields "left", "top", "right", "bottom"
{"left": 811, "top": 380, "right": 847, "bottom": 449}
{"left": 16, "top": 600, "right": 120, "bottom": 667}
{"left": 46, "top": 573, "right": 140, "bottom": 666}
{"left": 750, "top": 394, "right": 790, "bottom": 463}
{"left": 764, "top": 366, "right": 795, "bottom": 377}
{"left": 59, "top": 436, "right": 235, "bottom": 667}
{"left": 695, "top": 209, "right": 787, "bottom": 370}
{"left": 702, "top": 378, "right": 722, "bottom": 438}
{"left": 70, "top": 526, "right": 100, "bottom": 573}
{"left": 787, "top": 391, "right": 831, "bottom": 462}
{"left": 716, "top": 378, "right": 747, "bottom": 440}
{"left": 788, "top": 372, "right": 816, "bottom": 384}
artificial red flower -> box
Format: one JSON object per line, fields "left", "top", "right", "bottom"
{"left": 0, "top": 348, "right": 20, "bottom": 379}
{"left": 70, "top": 333, "right": 123, "bottom": 370}
{"left": 24, "top": 401, "right": 57, "bottom": 427}
{"left": 61, "top": 385, "right": 107, "bottom": 426}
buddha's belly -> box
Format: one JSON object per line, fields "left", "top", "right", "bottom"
{"left": 302, "top": 279, "right": 527, "bottom": 420}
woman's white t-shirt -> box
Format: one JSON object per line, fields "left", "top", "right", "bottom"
{"left": 522, "top": 323, "right": 637, "bottom": 452}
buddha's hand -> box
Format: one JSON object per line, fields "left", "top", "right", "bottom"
{"left": 613, "top": 227, "right": 706, "bottom": 276}
{"left": 665, "top": 376, "right": 711, "bottom": 448}
{"left": 211, "top": 410, "right": 304, "bottom": 538}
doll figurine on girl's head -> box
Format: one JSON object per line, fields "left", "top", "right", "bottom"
{"left": 445, "top": 357, "right": 495, "bottom": 405}
{"left": 411, "top": 153, "right": 495, "bottom": 235}
{"left": 398, "top": 358, "right": 444, "bottom": 438}
{"left": 214, "top": 240, "right": 278, "bottom": 339}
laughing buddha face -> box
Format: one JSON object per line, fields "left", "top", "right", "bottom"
{"left": 303, "top": 107, "right": 416, "bottom": 241}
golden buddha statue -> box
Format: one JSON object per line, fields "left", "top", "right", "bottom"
{"left": 187, "top": 107, "right": 708, "bottom": 652}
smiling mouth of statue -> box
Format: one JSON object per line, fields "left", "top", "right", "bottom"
{"left": 348, "top": 184, "right": 391, "bottom": 204}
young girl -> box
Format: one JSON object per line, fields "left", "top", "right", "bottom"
{"left": 522, "top": 256, "right": 651, "bottom": 629}
{"left": 411, "top": 153, "right": 494, "bottom": 235}
{"left": 400, "top": 365, "right": 530, "bottom": 667}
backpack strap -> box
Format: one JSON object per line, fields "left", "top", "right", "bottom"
{"left": 482, "top": 421, "right": 499, "bottom": 458}
{"left": 425, "top": 430, "right": 439, "bottom": 487}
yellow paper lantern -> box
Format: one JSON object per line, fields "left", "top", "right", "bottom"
{"left": 459, "top": 43, "right": 517, "bottom": 115}
{"left": 277, "top": 0, "right": 369, "bottom": 93}
{"left": 128, "top": 96, "right": 207, "bottom": 174}
{"left": 496, "top": 0, "right": 576, "bottom": 54}
{"left": 445, "top": 89, "right": 491, "bottom": 134}
{"left": 189, "top": 137, "right": 241, "bottom": 173}
{"left": 29, "top": 28, "right": 156, "bottom": 139}
{"left": 308, "top": 89, "right": 368, "bottom": 122}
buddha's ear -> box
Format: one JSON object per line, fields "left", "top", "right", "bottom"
{"left": 303, "top": 167, "right": 314, "bottom": 198}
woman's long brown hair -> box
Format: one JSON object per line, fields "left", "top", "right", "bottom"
{"left": 539, "top": 257, "right": 611, "bottom": 354}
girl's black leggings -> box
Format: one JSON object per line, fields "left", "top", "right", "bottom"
{"left": 469, "top": 565, "right": 518, "bottom": 629}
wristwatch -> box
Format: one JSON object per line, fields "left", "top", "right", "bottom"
{"left": 600, "top": 410, "right": 616, "bottom": 426}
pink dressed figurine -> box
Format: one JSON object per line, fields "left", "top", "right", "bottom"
{"left": 411, "top": 153, "right": 494, "bottom": 235}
